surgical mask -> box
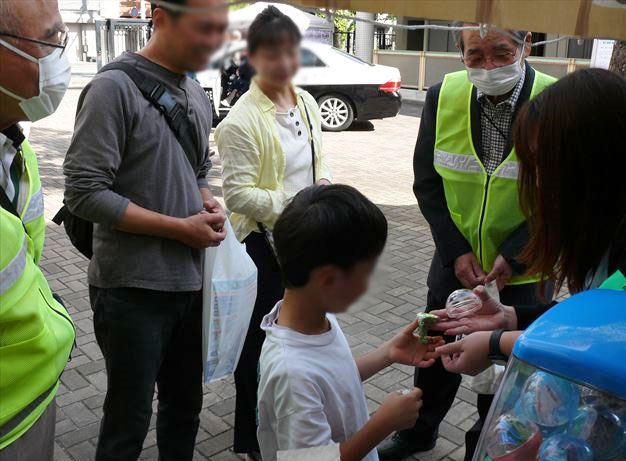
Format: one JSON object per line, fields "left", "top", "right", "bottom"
{"left": 466, "top": 51, "right": 524, "bottom": 96}
{"left": 0, "top": 38, "right": 71, "bottom": 121}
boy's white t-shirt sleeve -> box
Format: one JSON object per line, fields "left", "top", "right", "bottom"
{"left": 277, "top": 444, "right": 341, "bottom": 461}
{"left": 273, "top": 373, "right": 334, "bottom": 449}
{"left": 275, "top": 408, "right": 333, "bottom": 449}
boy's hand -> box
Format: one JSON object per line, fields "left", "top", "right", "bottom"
{"left": 375, "top": 388, "right": 423, "bottom": 432}
{"left": 386, "top": 317, "right": 444, "bottom": 368}
{"left": 339, "top": 388, "right": 423, "bottom": 461}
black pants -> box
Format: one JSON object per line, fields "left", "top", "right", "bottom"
{"left": 90, "top": 286, "right": 203, "bottom": 461}
{"left": 464, "top": 394, "right": 494, "bottom": 461}
{"left": 233, "top": 232, "right": 284, "bottom": 453}
{"left": 0, "top": 399, "right": 56, "bottom": 461}
{"left": 406, "top": 279, "right": 552, "bottom": 459}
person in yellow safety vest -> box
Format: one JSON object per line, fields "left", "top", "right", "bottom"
{"left": 377, "top": 26, "right": 557, "bottom": 461}
{"left": 0, "top": 1, "right": 75, "bottom": 460}
{"left": 430, "top": 67, "right": 626, "bottom": 376}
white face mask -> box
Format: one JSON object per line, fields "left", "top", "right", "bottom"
{"left": 466, "top": 51, "right": 524, "bottom": 96}
{"left": 0, "top": 38, "right": 71, "bottom": 122}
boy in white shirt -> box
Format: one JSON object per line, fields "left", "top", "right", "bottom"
{"left": 257, "top": 185, "right": 443, "bottom": 461}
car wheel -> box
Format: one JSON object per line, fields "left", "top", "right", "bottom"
{"left": 318, "top": 95, "right": 354, "bottom": 132}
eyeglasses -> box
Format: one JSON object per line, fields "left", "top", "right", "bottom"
{"left": 462, "top": 48, "right": 518, "bottom": 69}
{"left": 0, "top": 26, "right": 69, "bottom": 55}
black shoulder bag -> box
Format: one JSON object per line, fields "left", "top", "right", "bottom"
{"left": 53, "top": 62, "right": 200, "bottom": 259}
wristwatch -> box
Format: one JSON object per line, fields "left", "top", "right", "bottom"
{"left": 488, "top": 329, "right": 509, "bottom": 365}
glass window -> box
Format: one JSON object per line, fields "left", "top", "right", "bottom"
{"left": 567, "top": 38, "right": 593, "bottom": 59}
{"left": 301, "top": 48, "right": 325, "bottom": 67}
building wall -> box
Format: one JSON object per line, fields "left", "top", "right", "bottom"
{"left": 377, "top": 50, "right": 589, "bottom": 89}
{"left": 59, "top": 0, "right": 123, "bottom": 62}
{"left": 394, "top": 16, "right": 594, "bottom": 59}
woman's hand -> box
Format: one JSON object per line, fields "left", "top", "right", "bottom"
{"left": 316, "top": 178, "right": 331, "bottom": 186}
{"left": 435, "top": 331, "right": 492, "bottom": 375}
{"left": 386, "top": 317, "right": 445, "bottom": 368}
{"left": 429, "top": 286, "right": 518, "bottom": 336}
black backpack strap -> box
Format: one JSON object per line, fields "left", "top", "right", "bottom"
{"left": 99, "top": 61, "right": 199, "bottom": 169}
{"left": 52, "top": 205, "right": 66, "bottom": 225}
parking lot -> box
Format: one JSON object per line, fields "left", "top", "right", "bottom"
{"left": 30, "top": 69, "right": 477, "bottom": 461}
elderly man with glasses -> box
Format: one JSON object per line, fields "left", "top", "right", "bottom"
{"left": 0, "top": 1, "right": 75, "bottom": 460}
{"left": 377, "top": 25, "right": 556, "bottom": 461}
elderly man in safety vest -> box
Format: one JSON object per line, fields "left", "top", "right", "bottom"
{"left": 378, "top": 26, "right": 556, "bottom": 461}
{"left": 0, "top": 1, "right": 75, "bottom": 459}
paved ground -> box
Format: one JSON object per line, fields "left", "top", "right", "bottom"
{"left": 29, "top": 70, "right": 477, "bottom": 461}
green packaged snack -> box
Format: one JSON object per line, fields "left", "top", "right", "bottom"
{"left": 416, "top": 313, "right": 438, "bottom": 344}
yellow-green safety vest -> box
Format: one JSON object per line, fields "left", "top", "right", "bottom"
{"left": 0, "top": 140, "right": 75, "bottom": 449}
{"left": 434, "top": 69, "right": 556, "bottom": 285}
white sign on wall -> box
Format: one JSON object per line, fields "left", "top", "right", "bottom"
{"left": 590, "top": 39, "right": 615, "bottom": 69}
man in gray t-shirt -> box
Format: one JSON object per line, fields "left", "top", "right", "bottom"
{"left": 63, "top": 1, "right": 228, "bottom": 459}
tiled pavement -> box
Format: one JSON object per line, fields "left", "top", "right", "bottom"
{"left": 29, "top": 71, "right": 478, "bottom": 461}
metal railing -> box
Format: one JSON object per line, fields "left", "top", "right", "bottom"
{"left": 375, "top": 32, "right": 395, "bottom": 50}
{"left": 95, "top": 18, "right": 151, "bottom": 70}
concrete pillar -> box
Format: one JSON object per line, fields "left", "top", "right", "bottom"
{"left": 354, "top": 11, "right": 375, "bottom": 63}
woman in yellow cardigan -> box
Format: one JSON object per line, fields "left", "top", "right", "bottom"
{"left": 214, "top": 7, "right": 331, "bottom": 460}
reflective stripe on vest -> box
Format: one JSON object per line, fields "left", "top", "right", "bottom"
{"left": 0, "top": 382, "right": 56, "bottom": 440}
{"left": 0, "top": 238, "right": 27, "bottom": 296}
{"left": 22, "top": 188, "right": 43, "bottom": 223}
{"left": 434, "top": 149, "right": 483, "bottom": 174}
{"left": 434, "top": 69, "right": 556, "bottom": 284}
{"left": 434, "top": 149, "right": 519, "bottom": 180}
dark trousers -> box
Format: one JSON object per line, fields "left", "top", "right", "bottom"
{"left": 464, "top": 394, "right": 494, "bottom": 461}
{"left": 233, "top": 232, "right": 284, "bottom": 453}
{"left": 405, "top": 253, "right": 552, "bottom": 459}
{"left": 90, "top": 286, "right": 203, "bottom": 461}
{"left": 0, "top": 399, "right": 56, "bottom": 461}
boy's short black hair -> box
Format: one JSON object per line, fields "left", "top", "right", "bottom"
{"left": 247, "top": 5, "right": 302, "bottom": 54}
{"left": 274, "top": 185, "right": 388, "bottom": 288}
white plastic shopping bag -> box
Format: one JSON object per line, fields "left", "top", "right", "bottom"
{"left": 202, "top": 219, "right": 258, "bottom": 383}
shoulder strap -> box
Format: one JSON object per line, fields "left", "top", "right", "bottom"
{"left": 256, "top": 95, "right": 318, "bottom": 265}
{"left": 0, "top": 186, "right": 28, "bottom": 233}
{"left": 299, "top": 95, "right": 316, "bottom": 183}
{"left": 99, "top": 61, "right": 199, "bottom": 169}
{"left": 0, "top": 186, "right": 19, "bottom": 219}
